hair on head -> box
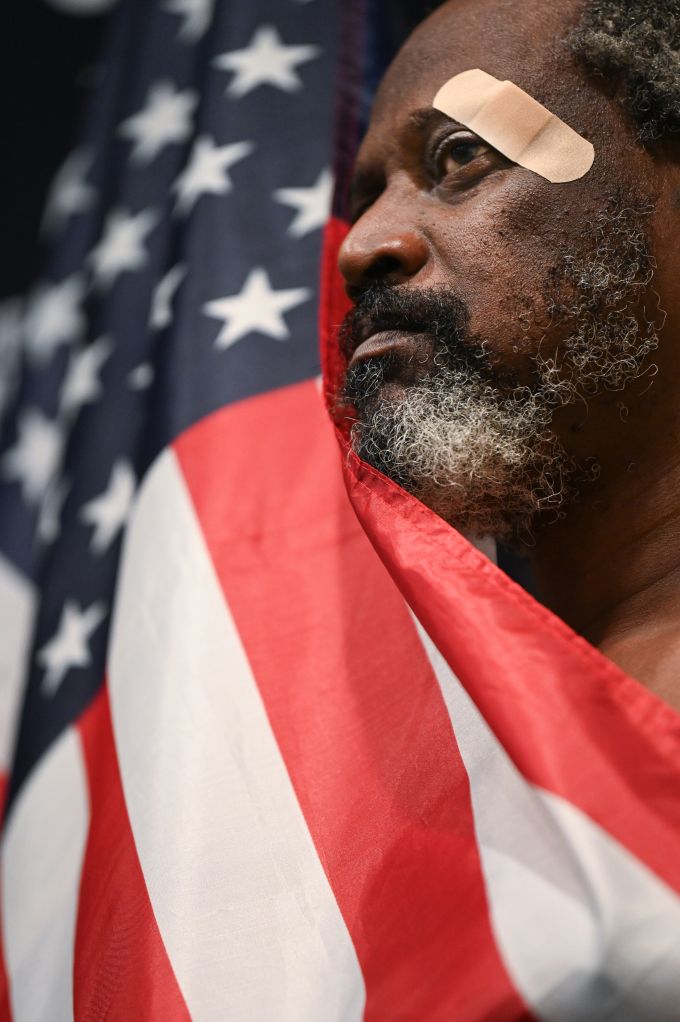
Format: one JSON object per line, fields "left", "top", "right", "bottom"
{"left": 570, "top": 0, "right": 680, "bottom": 142}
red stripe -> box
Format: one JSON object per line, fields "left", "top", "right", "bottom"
{"left": 320, "top": 217, "right": 352, "bottom": 400}
{"left": 0, "top": 962, "right": 10, "bottom": 1022}
{"left": 74, "top": 686, "right": 190, "bottom": 1022}
{"left": 175, "top": 381, "right": 531, "bottom": 1022}
{"left": 0, "top": 934, "right": 11, "bottom": 1019}
{"left": 343, "top": 451, "right": 680, "bottom": 891}
{"left": 0, "top": 775, "right": 12, "bottom": 1022}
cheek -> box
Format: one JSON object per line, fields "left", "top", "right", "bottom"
{"left": 426, "top": 178, "right": 602, "bottom": 372}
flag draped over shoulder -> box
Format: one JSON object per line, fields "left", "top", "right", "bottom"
{"left": 320, "top": 4, "right": 680, "bottom": 1019}
{"left": 1, "top": 0, "right": 680, "bottom": 1020}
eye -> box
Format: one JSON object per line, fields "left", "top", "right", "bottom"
{"left": 432, "top": 131, "right": 492, "bottom": 179}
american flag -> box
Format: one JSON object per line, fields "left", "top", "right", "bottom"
{"left": 1, "top": 0, "right": 680, "bottom": 1018}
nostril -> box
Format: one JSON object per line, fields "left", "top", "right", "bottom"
{"left": 367, "top": 254, "right": 403, "bottom": 282}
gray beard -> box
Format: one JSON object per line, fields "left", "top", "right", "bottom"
{"left": 348, "top": 203, "right": 662, "bottom": 544}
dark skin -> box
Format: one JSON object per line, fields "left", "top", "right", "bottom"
{"left": 337, "top": 0, "right": 680, "bottom": 710}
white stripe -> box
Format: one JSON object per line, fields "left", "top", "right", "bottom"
{"left": 0, "top": 552, "right": 36, "bottom": 774}
{"left": 1, "top": 727, "right": 88, "bottom": 1022}
{"left": 108, "top": 449, "right": 365, "bottom": 1022}
{"left": 415, "top": 617, "right": 680, "bottom": 1021}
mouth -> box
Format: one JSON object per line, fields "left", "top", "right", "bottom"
{"left": 349, "top": 328, "right": 432, "bottom": 367}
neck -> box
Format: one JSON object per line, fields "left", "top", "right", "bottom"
{"left": 530, "top": 448, "right": 680, "bottom": 711}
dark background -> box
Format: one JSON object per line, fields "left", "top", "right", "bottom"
{"left": 1, "top": 1, "right": 112, "bottom": 299}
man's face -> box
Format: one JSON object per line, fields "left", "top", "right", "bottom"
{"left": 337, "top": 0, "right": 674, "bottom": 543}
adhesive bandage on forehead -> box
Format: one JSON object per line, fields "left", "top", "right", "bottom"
{"left": 432, "top": 69, "right": 595, "bottom": 184}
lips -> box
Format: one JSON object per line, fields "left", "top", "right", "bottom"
{"left": 347, "top": 309, "right": 432, "bottom": 363}
{"left": 349, "top": 329, "right": 430, "bottom": 366}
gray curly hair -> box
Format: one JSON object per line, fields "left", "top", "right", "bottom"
{"left": 569, "top": 0, "right": 680, "bottom": 142}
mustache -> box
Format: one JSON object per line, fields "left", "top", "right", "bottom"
{"left": 339, "top": 282, "right": 470, "bottom": 360}
{"left": 339, "top": 283, "right": 512, "bottom": 389}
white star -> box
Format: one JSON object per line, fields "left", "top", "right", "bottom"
{"left": 89, "top": 207, "right": 159, "bottom": 289}
{"left": 118, "top": 81, "right": 198, "bottom": 163}
{"left": 37, "top": 476, "right": 70, "bottom": 546}
{"left": 274, "top": 167, "right": 333, "bottom": 238}
{"left": 80, "top": 459, "right": 136, "bottom": 554}
{"left": 38, "top": 600, "right": 107, "bottom": 697}
{"left": 150, "top": 264, "right": 187, "bottom": 329}
{"left": 163, "top": 0, "right": 214, "bottom": 42}
{"left": 173, "top": 136, "right": 254, "bottom": 214}
{"left": 41, "top": 148, "right": 96, "bottom": 236}
{"left": 203, "top": 267, "right": 312, "bottom": 349}
{"left": 128, "top": 362, "right": 154, "bottom": 390}
{"left": 60, "top": 336, "right": 113, "bottom": 418}
{"left": 213, "top": 24, "right": 321, "bottom": 98}
{"left": 1, "top": 408, "right": 64, "bottom": 506}
{"left": 24, "top": 275, "right": 85, "bottom": 364}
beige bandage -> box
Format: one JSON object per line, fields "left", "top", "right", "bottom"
{"left": 432, "top": 69, "right": 594, "bottom": 184}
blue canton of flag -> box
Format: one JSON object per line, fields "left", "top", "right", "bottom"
{"left": 0, "top": 0, "right": 338, "bottom": 803}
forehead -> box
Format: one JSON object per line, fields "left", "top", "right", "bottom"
{"left": 366, "top": 0, "right": 587, "bottom": 150}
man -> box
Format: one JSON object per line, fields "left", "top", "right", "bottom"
{"left": 338, "top": 0, "right": 680, "bottom": 710}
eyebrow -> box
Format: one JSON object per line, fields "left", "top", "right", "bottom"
{"left": 349, "top": 109, "right": 452, "bottom": 188}
{"left": 406, "top": 107, "right": 455, "bottom": 134}
{"left": 347, "top": 107, "right": 465, "bottom": 221}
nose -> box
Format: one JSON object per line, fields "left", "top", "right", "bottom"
{"left": 338, "top": 195, "right": 429, "bottom": 295}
